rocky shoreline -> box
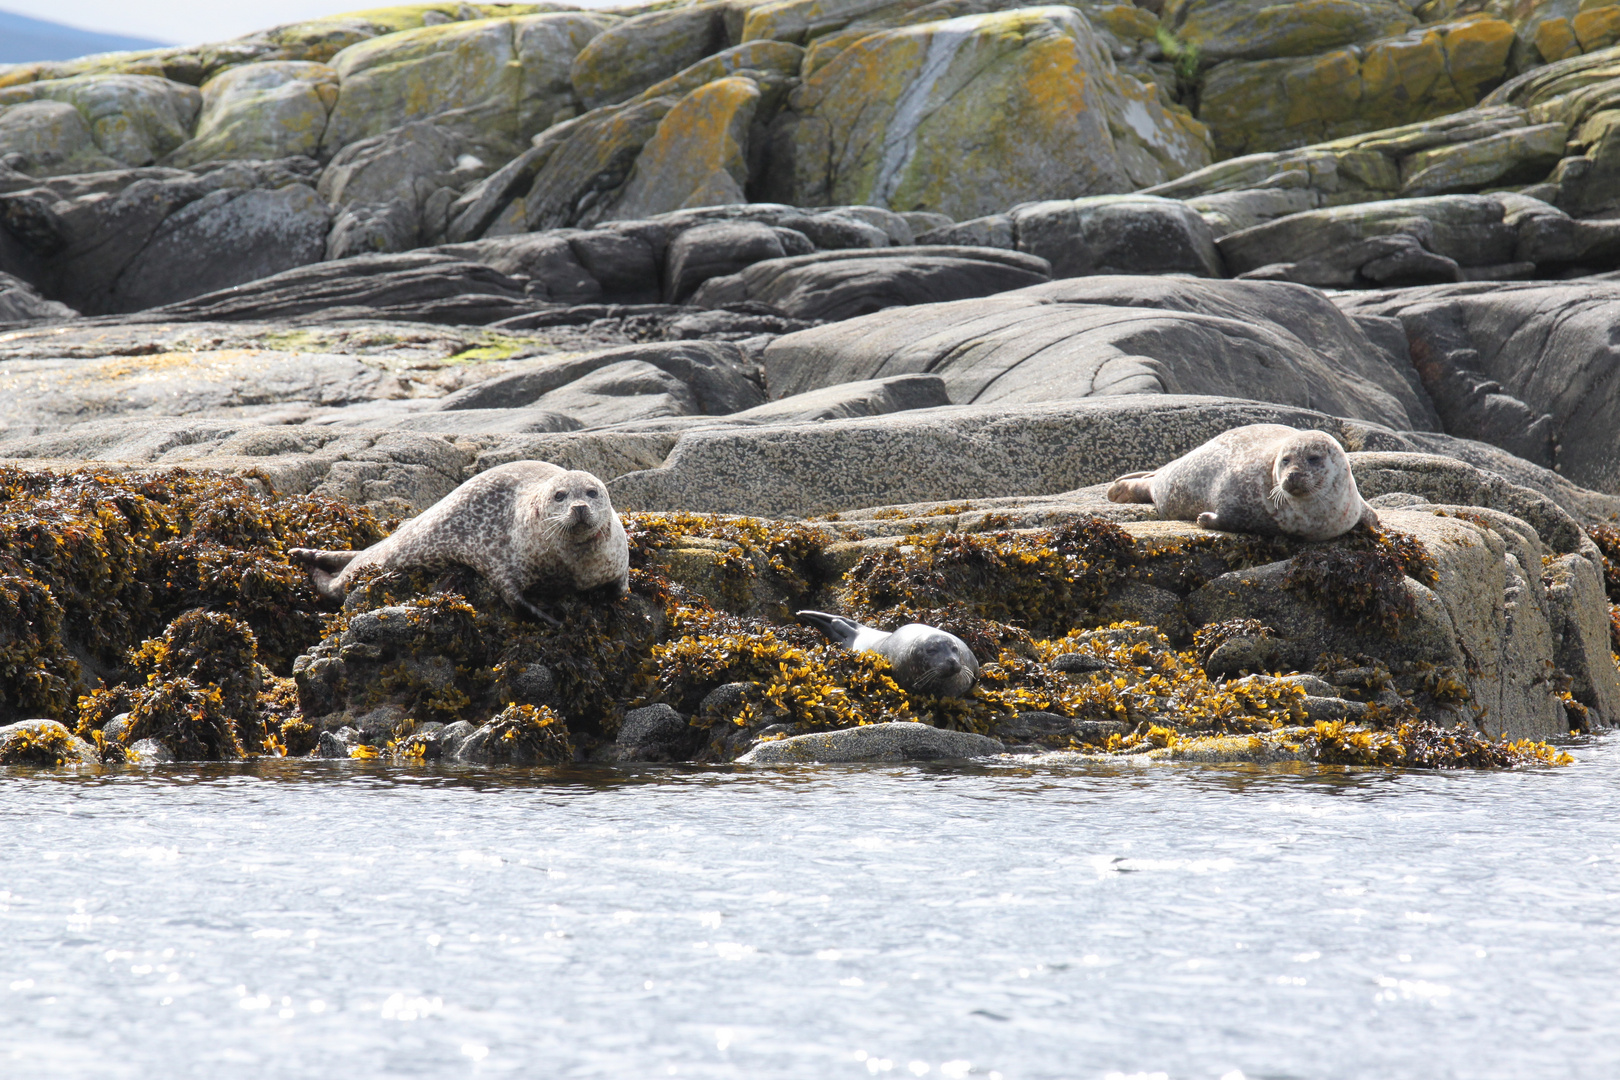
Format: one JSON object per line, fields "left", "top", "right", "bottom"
{"left": 2, "top": 1, "right": 1618, "bottom": 769}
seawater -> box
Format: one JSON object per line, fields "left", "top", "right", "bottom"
{"left": 3, "top": 742, "right": 1619, "bottom": 1080}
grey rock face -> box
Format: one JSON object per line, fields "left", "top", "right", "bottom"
{"left": 1217, "top": 196, "right": 1523, "bottom": 287}
{"left": 319, "top": 122, "right": 483, "bottom": 259}
{"left": 726, "top": 374, "right": 950, "bottom": 424}
{"left": 736, "top": 721, "right": 1004, "bottom": 763}
{"left": 0, "top": 345, "right": 398, "bottom": 439}
{"left": 690, "top": 247, "right": 1053, "bottom": 321}
{"left": 435, "top": 341, "right": 763, "bottom": 418}
{"left": 761, "top": 275, "right": 1434, "bottom": 431}
{"left": 0, "top": 270, "right": 75, "bottom": 325}
{"left": 130, "top": 252, "right": 531, "bottom": 324}
{"left": 1, "top": 159, "right": 329, "bottom": 314}
{"left": 662, "top": 220, "right": 811, "bottom": 302}
{"left": 1334, "top": 280, "right": 1620, "bottom": 495}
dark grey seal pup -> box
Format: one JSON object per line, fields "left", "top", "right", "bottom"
{"left": 1105, "top": 424, "right": 1378, "bottom": 541}
{"left": 289, "top": 461, "right": 629, "bottom": 624}
{"left": 797, "top": 611, "right": 980, "bottom": 697}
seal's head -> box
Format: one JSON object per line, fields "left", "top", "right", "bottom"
{"left": 540, "top": 469, "right": 616, "bottom": 544}
{"left": 1272, "top": 430, "right": 1346, "bottom": 500}
{"left": 880, "top": 624, "right": 980, "bottom": 698}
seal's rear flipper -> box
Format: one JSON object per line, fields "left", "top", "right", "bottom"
{"left": 1106, "top": 472, "right": 1155, "bottom": 504}
{"left": 288, "top": 547, "right": 361, "bottom": 572}
{"left": 287, "top": 548, "right": 359, "bottom": 599}
{"left": 796, "top": 610, "right": 863, "bottom": 648}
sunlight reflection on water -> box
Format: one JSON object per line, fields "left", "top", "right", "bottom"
{"left": 2, "top": 745, "right": 1619, "bottom": 1079}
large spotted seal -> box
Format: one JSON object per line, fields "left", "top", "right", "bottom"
{"left": 289, "top": 461, "right": 628, "bottom": 624}
{"left": 796, "top": 611, "right": 980, "bottom": 697}
{"left": 1106, "top": 424, "right": 1378, "bottom": 541}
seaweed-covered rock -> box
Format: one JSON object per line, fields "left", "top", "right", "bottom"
{"left": 0, "top": 467, "right": 392, "bottom": 728}
{"left": 0, "top": 719, "right": 97, "bottom": 766}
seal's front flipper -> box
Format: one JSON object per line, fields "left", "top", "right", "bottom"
{"left": 1106, "top": 472, "right": 1156, "bottom": 504}
{"left": 1196, "top": 511, "right": 1223, "bottom": 531}
{"left": 796, "top": 610, "right": 863, "bottom": 648}
{"left": 1359, "top": 504, "right": 1381, "bottom": 530}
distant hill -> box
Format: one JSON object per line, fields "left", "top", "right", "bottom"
{"left": 0, "top": 8, "right": 168, "bottom": 64}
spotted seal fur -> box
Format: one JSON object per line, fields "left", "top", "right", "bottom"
{"left": 289, "top": 461, "right": 628, "bottom": 624}
{"left": 1105, "top": 424, "right": 1378, "bottom": 541}
{"left": 796, "top": 611, "right": 980, "bottom": 697}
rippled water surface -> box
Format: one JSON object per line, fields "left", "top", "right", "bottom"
{"left": 4, "top": 743, "right": 1620, "bottom": 1080}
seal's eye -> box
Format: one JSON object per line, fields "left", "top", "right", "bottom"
{"left": 553, "top": 491, "right": 567, "bottom": 501}
{"left": 586, "top": 489, "right": 599, "bottom": 498}
{"left": 1308, "top": 455, "right": 1323, "bottom": 464}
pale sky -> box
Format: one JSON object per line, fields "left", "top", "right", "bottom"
{"left": 3, "top": 1, "right": 620, "bottom": 46}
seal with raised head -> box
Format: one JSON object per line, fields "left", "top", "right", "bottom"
{"left": 289, "top": 461, "right": 628, "bottom": 624}
{"left": 796, "top": 611, "right": 980, "bottom": 697}
{"left": 1105, "top": 424, "right": 1378, "bottom": 541}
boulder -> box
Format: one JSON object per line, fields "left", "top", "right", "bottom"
{"left": 0, "top": 74, "right": 201, "bottom": 168}
{"left": 435, "top": 230, "right": 604, "bottom": 303}
{"left": 1009, "top": 195, "right": 1223, "bottom": 278}
{"left": 760, "top": 275, "right": 1434, "bottom": 429}
{"left": 0, "top": 100, "right": 122, "bottom": 176}
{"left": 1334, "top": 280, "right": 1620, "bottom": 495}
{"left": 735, "top": 721, "right": 1005, "bottom": 763}
{"left": 690, "top": 246, "right": 1054, "bottom": 320}
{"left": 569, "top": 2, "right": 730, "bottom": 109}
{"left": 615, "top": 702, "right": 700, "bottom": 762}
{"left": 0, "top": 719, "right": 99, "bottom": 765}
{"left": 319, "top": 12, "right": 617, "bottom": 158}
{"left": 164, "top": 61, "right": 338, "bottom": 167}
{"left": 598, "top": 76, "right": 761, "bottom": 222}
{"left": 758, "top": 6, "right": 1213, "bottom": 218}
{"left": 661, "top": 219, "right": 812, "bottom": 303}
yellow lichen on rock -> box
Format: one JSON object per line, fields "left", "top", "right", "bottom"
{"left": 762, "top": 6, "right": 1211, "bottom": 218}
{"left": 320, "top": 11, "right": 615, "bottom": 154}
{"left": 603, "top": 76, "right": 761, "bottom": 219}
{"left": 165, "top": 61, "right": 338, "bottom": 166}
{"left": 1200, "top": 15, "right": 1515, "bottom": 154}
